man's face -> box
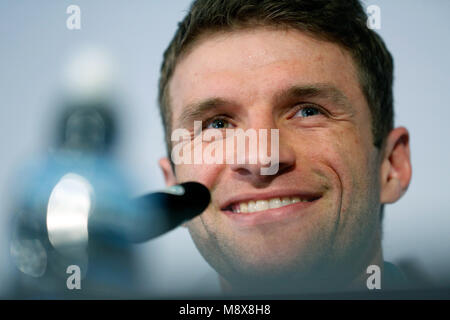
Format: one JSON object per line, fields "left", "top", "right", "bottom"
{"left": 164, "top": 28, "right": 385, "bottom": 289}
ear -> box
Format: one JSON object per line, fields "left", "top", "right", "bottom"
{"left": 159, "top": 157, "right": 177, "bottom": 187}
{"left": 380, "top": 127, "right": 412, "bottom": 204}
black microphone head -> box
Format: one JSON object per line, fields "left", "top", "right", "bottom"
{"left": 176, "top": 182, "right": 211, "bottom": 219}
{"left": 130, "top": 182, "right": 210, "bottom": 242}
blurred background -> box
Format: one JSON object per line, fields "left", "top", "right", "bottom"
{"left": 0, "top": 0, "right": 449, "bottom": 297}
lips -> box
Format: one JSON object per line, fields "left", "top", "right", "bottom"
{"left": 219, "top": 191, "right": 322, "bottom": 227}
{"left": 221, "top": 191, "right": 322, "bottom": 215}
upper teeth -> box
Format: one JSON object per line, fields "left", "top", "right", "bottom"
{"left": 232, "top": 196, "right": 309, "bottom": 213}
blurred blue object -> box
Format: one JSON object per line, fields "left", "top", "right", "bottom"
{"left": 8, "top": 88, "right": 144, "bottom": 297}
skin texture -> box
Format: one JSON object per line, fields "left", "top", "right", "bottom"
{"left": 160, "top": 27, "right": 411, "bottom": 294}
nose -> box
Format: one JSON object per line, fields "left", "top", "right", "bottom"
{"left": 229, "top": 128, "right": 295, "bottom": 184}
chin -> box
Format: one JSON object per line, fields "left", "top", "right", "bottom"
{"left": 221, "top": 247, "right": 328, "bottom": 287}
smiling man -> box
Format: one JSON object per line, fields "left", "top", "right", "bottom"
{"left": 157, "top": 0, "right": 412, "bottom": 295}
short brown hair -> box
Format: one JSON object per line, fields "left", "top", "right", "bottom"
{"left": 158, "top": 0, "right": 394, "bottom": 153}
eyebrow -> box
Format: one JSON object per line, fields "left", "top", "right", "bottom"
{"left": 274, "top": 83, "right": 355, "bottom": 115}
{"left": 176, "top": 83, "right": 354, "bottom": 127}
{"left": 177, "top": 97, "right": 235, "bottom": 127}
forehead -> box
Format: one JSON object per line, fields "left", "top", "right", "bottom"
{"left": 169, "top": 27, "right": 364, "bottom": 125}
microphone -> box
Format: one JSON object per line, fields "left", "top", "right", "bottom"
{"left": 130, "top": 182, "right": 210, "bottom": 242}
{"left": 10, "top": 176, "right": 210, "bottom": 291}
{"left": 88, "top": 182, "right": 210, "bottom": 244}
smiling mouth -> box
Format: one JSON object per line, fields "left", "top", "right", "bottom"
{"left": 222, "top": 195, "right": 321, "bottom": 214}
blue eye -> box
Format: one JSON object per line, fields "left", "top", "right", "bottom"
{"left": 207, "top": 118, "right": 231, "bottom": 129}
{"left": 294, "top": 106, "right": 321, "bottom": 118}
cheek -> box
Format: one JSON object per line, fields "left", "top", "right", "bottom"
{"left": 175, "top": 163, "right": 223, "bottom": 189}
{"left": 173, "top": 136, "right": 232, "bottom": 189}
{"left": 177, "top": 162, "right": 226, "bottom": 243}
{"left": 324, "top": 130, "right": 381, "bottom": 238}
{"left": 298, "top": 126, "right": 378, "bottom": 205}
